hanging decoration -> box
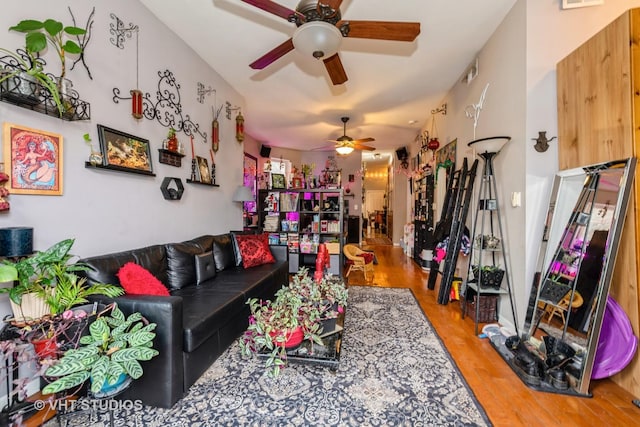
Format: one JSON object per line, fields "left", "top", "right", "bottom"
{"left": 236, "top": 111, "right": 245, "bottom": 143}
{"left": 465, "top": 83, "right": 489, "bottom": 140}
{"left": 130, "top": 26, "right": 142, "bottom": 119}
{"left": 226, "top": 102, "right": 244, "bottom": 142}
{"left": 112, "top": 69, "right": 207, "bottom": 142}
{"left": 0, "top": 164, "right": 9, "bottom": 212}
{"left": 197, "top": 82, "right": 214, "bottom": 104}
{"left": 68, "top": 6, "right": 95, "bottom": 80}
{"left": 212, "top": 92, "right": 222, "bottom": 152}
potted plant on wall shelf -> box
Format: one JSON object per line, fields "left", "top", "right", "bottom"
{"left": 0, "top": 48, "right": 62, "bottom": 113}
{"left": 2, "top": 18, "right": 86, "bottom": 116}
{"left": 42, "top": 303, "right": 159, "bottom": 396}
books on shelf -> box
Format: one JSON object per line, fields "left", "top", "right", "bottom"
{"left": 263, "top": 214, "right": 279, "bottom": 232}
{"left": 287, "top": 233, "right": 299, "bottom": 253}
{"left": 268, "top": 233, "right": 280, "bottom": 245}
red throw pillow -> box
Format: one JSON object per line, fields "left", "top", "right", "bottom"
{"left": 360, "top": 252, "right": 374, "bottom": 264}
{"left": 117, "top": 262, "right": 170, "bottom": 296}
{"left": 234, "top": 234, "right": 275, "bottom": 269}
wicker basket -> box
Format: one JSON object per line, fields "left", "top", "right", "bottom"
{"left": 472, "top": 266, "right": 505, "bottom": 290}
{"left": 463, "top": 294, "right": 498, "bottom": 323}
{"left": 324, "top": 242, "right": 340, "bottom": 254}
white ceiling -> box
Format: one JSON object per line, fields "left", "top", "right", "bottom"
{"left": 140, "top": 0, "right": 517, "bottom": 161}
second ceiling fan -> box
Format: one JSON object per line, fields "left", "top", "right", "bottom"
{"left": 326, "top": 116, "right": 375, "bottom": 155}
{"left": 241, "top": 0, "right": 420, "bottom": 85}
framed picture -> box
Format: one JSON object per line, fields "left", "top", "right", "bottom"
{"left": 97, "top": 125, "right": 153, "bottom": 175}
{"left": 292, "top": 177, "right": 303, "bottom": 189}
{"left": 196, "top": 156, "right": 211, "bottom": 184}
{"left": 3, "top": 123, "right": 63, "bottom": 195}
{"left": 243, "top": 152, "right": 257, "bottom": 213}
{"left": 271, "top": 173, "right": 286, "bottom": 189}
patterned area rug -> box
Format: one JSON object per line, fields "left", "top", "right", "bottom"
{"left": 55, "top": 287, "right": 491, "bottom": 426}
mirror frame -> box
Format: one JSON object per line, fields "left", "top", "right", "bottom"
{"left": 491, "top": 157, "right": 636, "bottom": 396}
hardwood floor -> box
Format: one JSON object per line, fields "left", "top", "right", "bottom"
{"left": 348, "top": 244, "right": 640, "bottom": 427}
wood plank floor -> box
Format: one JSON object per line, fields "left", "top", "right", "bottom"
{"left": 348, "top": 244, "right": 640, "bottom": 427}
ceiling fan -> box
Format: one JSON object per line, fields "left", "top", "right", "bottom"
{"left": 323, "top": 116, "right": 375, "bottom": 155}
{"left": 241, "top": 0, "right": 420, "bottom": 85}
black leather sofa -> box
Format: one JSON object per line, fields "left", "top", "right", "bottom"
{"left": 78, "top": 233, "right": 288, "bottom": 408}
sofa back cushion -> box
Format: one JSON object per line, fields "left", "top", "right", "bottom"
{"left": 165, "top": 241, "right": 202, "bottom": 290}
{"left": 212, "top": 234, "right": 237, "bottom": 272}
{"left": 80, "top": 244, "right": 168, "bottom": 288}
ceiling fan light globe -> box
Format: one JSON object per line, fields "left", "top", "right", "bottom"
{"left": 293, "top": 21, "right": 342, "bottom": 59}
{"left": 336, "top": 145, "right": 354, "bottom": 155}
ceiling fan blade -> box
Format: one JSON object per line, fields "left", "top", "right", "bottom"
{"left": 241, "top": 0, "right": 305, "bottom": 21}
{"left": 339, "top": 20, "right": 420, "bottom": 41}
{"left": 354, "top": 144, "right": 376, "bottom": 151}
{"left": 321, "top": 0, "right": 344, "bottom": 11}
{"left": 250, "top": 38, "right": 295, "bottom": 69}
{"left": 312, "top": 144, "right": 339, "bottom": 151}
{"left": 352, "top": 137, "right": 375, "bottom": 144}
{"left": 323, "top": 53, "right": 348, "bottom": 85}
{"left": 328, "top": 139, "right": 351, "bottom": 144}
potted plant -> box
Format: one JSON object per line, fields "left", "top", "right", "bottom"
{"left": 42, "top": 303, "right": 159, "bottom": 396}
{"left": 4, "top": 18, "right": 86, "bottom": 116}
{"left": 0, "top": 239, "right": 123, "bottom": 321}
{"left": 240, "top": 269, "right": 347, "bottom": 376}
{"left": 239, "top": 285, "right": 324, "bottom": 376}
{"left": 288, "top": 268, "right": 347, "bottom": 332}
{"left": 0, "top": 48, "right": 62, "bottom": 112}
{"left": 83, "top": 133, "right": 103, "bottom": 166}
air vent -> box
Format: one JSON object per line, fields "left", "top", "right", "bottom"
{"left": 562, "top": 0, "right": 603, "bottom": 10}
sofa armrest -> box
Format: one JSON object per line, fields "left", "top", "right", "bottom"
{"left": 270, "top": 245, "right": 288, "bottom": 263}
{"left": 88, "top": 294, "right": 184, "bottom": 408}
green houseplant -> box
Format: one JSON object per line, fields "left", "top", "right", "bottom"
{"left": 0, "top": 238, "right": 123, "bottom": 320}
{"left": 1, "top": 18, "right": 86, "bottom": 116}
{"left": 239, "top": 268, "right": 348, "bottom": 376}
{"left": 42, "top": 303, "right": 159, "bottom": 395}
{"left": 9, "top": 19, "right": 85, "bottom": 81}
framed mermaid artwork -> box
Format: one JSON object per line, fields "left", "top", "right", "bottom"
{"left": 2, "top": 123, "right": 63, "bottom": 195}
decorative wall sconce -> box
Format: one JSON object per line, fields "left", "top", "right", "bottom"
{"left": 430, "top": 103, "right": 447, "bottom": 116}
{"left": 197, "top": 82, "right": 214, "bottom": 104}
{"left": 533, "top": 131, "right": 557, "bottom": 153}
{"left": 225, "top": 101, "right": 245, "bottom": 142}
{"left": 109, "top": 14, "right": 142, "bottom": 119}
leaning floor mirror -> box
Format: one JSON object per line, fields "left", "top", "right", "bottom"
{"left": 489, "top": 157, "right": 636, "bottom": 396}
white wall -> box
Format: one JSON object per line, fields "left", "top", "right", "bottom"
{"left": 427, "top": 1, "right": 527, "bottom": 328}
{"left": 409, "top": 0, "right": 640, "bottom": 331}
{"left": 0, "top": 0, "right": 247, "bottom": 259}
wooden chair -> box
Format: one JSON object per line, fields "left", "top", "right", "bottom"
{"left": 546, "top": 290, "right": 584, "bottom": 325}
{"left": 343, "top": 244, "right": 375, "bottom": 282}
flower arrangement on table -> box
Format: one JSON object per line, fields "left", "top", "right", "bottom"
{"left": 239, "top": 268, "right": 347, "bottom": 376}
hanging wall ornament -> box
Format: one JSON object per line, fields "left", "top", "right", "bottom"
{"left": 113, "top": 69, "right": 207, "bottom": 142}
{"left": 108, "top": 13, "right": 142, "bottom": 120}
{"left": 212, "top": 92, "right": 222, "bottom": 152}
{"left": 236, "top": 111, "right": 245, "bottom": 143}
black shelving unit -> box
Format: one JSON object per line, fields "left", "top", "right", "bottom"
{"left": 257, "top": 189, "right": 344, "bottom": 275}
